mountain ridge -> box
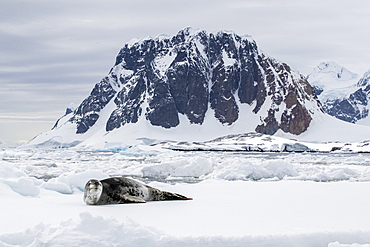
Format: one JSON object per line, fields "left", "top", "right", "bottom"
{"left": 29, "top": 28, "right": 370, "bottom": 148}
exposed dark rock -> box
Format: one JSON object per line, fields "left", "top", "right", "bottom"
{"left": 255, "top": 109, "right": 279, "bottom": 135}
{"left": 313, "top": 85, "right": 324, "bottom": 96}
{"left": 322, "top": 88, "right": 368, "bottom": 123}
{"left": 70, "top": 78, "right": 116, "bottom": 134}
{"left": 166, "top": 44, "right": 209, "bottom": 124}
{"left": 210, "top": 57, "right": 239, "bottom": 125}
{"left": 146, "top": 74, "right": 179, "bottom": 128}
{"left": 106, "top": 73, "right": 146, "bottom": 131}
{"left": 280, "top": 103, "right": 312, "bottom": 135}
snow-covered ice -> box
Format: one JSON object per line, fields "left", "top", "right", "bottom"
{"left": 1, "top": 147, "right": 370, "bottom": 246}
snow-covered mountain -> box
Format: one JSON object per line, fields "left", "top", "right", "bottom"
{"left": 72, "top": 28, "right": 320, "bottom": 134}
{"left": 307, "top": 61, "right": 359, "bottom": 102}
{"left": 28, "top": 28, "right": 370, "bottom": 149}
{"left": 307, "top": 62, "right": 370, "bottom": 124}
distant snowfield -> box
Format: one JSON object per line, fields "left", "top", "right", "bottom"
{"left": 2, "top": 148, "right": 370, "bottom": 246}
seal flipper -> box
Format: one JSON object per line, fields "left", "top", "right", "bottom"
{"left": 161, "top": 191, "right": 193, "bottom": 201}
{"left": 122, "top": 194, "right": 146, "bottom": 203}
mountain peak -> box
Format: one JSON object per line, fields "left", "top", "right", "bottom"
{"left": 307, "top": 61, "right": 359, "bottom": 103}
{"left": 30, "top": 28, "right": 323, "bottom": 148}
{"left": 307, "top": 62, "right": 370, "bottom": 124}
{"left": 308, "top": 61, "right": 359, "bottom": 83}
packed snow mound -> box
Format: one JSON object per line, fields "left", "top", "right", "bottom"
{"left": 0, "top": 160, "right": 108, "bottom": 196}
{"left": 0, "top": 161, "right": 40, "bottom": 197}
{"left": 1, "top": 212, "right": 370, "bottom": 247}
{"left": 0, "top": 213, "right": 166, "bottom": 247}
{"left": 41, "top": 170, "right": 108, "bottom": 194}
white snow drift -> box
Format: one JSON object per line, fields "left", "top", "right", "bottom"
{"left": 1, "top": 148, "right": 370, "bottom": 246}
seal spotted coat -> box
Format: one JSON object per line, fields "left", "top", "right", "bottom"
{"left": 84, "top": 177, "right": 192, "bottom": 205}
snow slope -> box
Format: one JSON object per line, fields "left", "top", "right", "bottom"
{"left": 276, "top": 112, "right": 370, "bottom": 143}
{"left": 27, "top": 107, "right": 370, "bottom": 151}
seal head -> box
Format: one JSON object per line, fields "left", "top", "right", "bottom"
{"left": 84, "top": 179, "right": 103, "bottom": 205}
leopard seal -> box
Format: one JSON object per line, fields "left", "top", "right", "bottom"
{"left": 84, "top": 176, "right": 192, "bottom": 205}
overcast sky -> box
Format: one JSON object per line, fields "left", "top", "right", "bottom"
{"left": 1, "top": 0, "right": 370, "bottom": 147}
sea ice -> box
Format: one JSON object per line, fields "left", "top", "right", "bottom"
{"left": 1, "top": 148, "right": 370, "bottom": 246}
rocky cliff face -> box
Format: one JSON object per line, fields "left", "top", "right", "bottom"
{"left": 61, "top": 28, "right": 321, "bottom": 137}
{"left": 322, "top": 88, "right": 368, "bottom": 123}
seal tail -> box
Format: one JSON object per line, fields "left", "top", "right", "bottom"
{"left": 162, "top": 191, "right": 192, "bottom": 201}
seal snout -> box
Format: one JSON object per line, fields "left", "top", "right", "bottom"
{"left": 88, "top": 181, "right": 102, "bottom": 192}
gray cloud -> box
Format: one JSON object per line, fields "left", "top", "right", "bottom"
{"left": 1, "top": 0, "right": 370, "bottom": 146}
